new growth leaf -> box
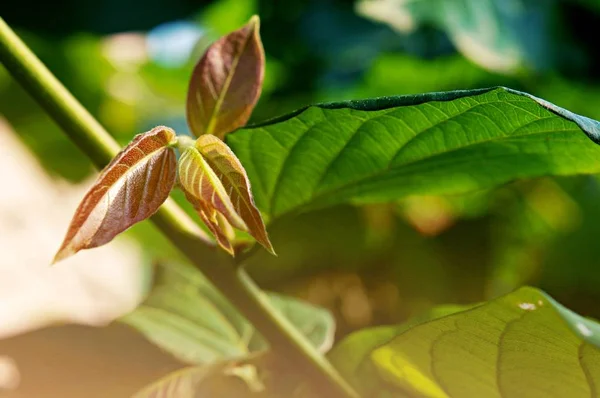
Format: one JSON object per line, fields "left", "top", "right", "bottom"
{"left": 53, "top": 126, "right": 177, "bottom": 263}
{"left": 186, "top": 15, "right": 265, "bottom": 139}
{"left": 178, "top": 136, "right": 273, "bottom": 255}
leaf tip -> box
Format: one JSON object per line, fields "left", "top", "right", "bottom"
{"left": 261, "top": 241, "right": 277, "bottom": 257}
{"left": 51, "top": 246, "right": 73, "bottom": 265}
{"left": 223, "top": 244, "right": 236, "bottom": 257}
{"left": 246, "top": 229, "right": 276, "bottom": 256}
{"left": 248, "top": 15, "right": 260, "bottom": 30}
{"left": 186, "top": 14, "right": 265, "bottom": 139}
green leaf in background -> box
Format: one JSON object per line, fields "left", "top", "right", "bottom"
{"left": 329, "top": 287, "right": 600, "bottom": 397}
{"left": 226, "top": 87, "right": 600, "bottom": 220}
{"left": 356, "top": 0, "right": 551, "bottom": 73}
{"left": 133, "top": 366, "right": 214, "bottom": 398}
{"left": 120, "top": 262, "right": 334, "bottom": 364}
{"left": 199, "top": 0, "right": 257, "bottom": 36}
{"left": 353, "top": 54, "right": 509, "bottom": 98}
{"left": 132, "top": 359, "right": 263, "bottom": 398}
{"left": 133, "top": 352, "right": 317, "bottom": 398}
{"left": 571, "top": 0, "right": 600, "bottom": 13}
{"left": 327, "top": 304, "right": 469, "bottom": 396}
{"left": 486, "top": 178, "right": 581, "bottom": 298}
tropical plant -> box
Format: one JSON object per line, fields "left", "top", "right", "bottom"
{"left": 2, "top": 14, "right": 600, "bottom": 397}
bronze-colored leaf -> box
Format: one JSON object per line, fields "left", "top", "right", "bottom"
{"left": 53, "top": 126, "right": 177, "bottom": 263}
{"left": 184, "top": 192, "right": 235, "bottom": 255}
{"left": 178, "top": 146, "right": 248, "bottom": 254}
{"left": 196, "top": 134, "right": 275, "bottom": 254}
{"left": 186, "top": 15, "right": 265, "bottom": 139}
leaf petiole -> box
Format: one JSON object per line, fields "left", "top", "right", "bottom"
{"left": 174, "top": 134, "right": 196, "bottom": 153}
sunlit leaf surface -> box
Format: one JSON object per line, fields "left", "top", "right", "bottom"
{"left": 329, "top": 287, "right": 600, "bottom": 397}
{"left": 53, "top": 126, "right": 177, "bottom": 263}
{"left": 227, "top": 87, "right": 600, "bottom": 220}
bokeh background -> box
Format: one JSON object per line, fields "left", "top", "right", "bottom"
{"left": 1, "top": 0, "right": 600, "bottom": 396}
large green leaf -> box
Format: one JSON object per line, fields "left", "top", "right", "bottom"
{"left": 329, "top": 287, "right": 600, "bottom": 397}
{"left": 120, "top": 262, "right": 334, "bottom": 364}
{"left": 133, "top": 353, "right": 315, "bottom": 398}
{"left": 226, "top": 87, "right": 600, "bottom": 220}
{"left": 327, "top": 304, "right": 471, "bottom": 396}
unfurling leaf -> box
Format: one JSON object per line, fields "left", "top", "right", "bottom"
{"left": 196, "top": 134, "right": 274, "bottom": 254}
{"left": 185, "top": 193, "right": 236, "bottom": 255}
{"left": 53, "top": 126, "right": 177, "bottom": 263}
{"left": 178, "top": 146, "right": 247, "bottom": 254}
{"left": 186, "top": 15, "right": 265, "bottom": 139}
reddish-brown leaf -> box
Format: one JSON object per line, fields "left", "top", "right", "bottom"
{"left": 53, "top": 126, "right": 177, "bottom": 263}
{"left": 186, "top": 15, "right": 265, "bottom": 139}
{"left": 183, "top": 192, "right": 235, "bottom": 256}
{"left": 178, "top": 146, "right": 247, "bottom": 232}
{"left": 196, "top": 134, "right": 275, "bottom": 254}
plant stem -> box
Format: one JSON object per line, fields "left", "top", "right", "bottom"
{"left": 174, "top": 134, "right": 196, "bottom": 153}
{"left": 0, "top": 17, "right": 358, "bottom": 398}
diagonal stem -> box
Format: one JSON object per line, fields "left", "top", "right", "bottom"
{"left": 0, "top": 17, "right": 358, "bottom": 398}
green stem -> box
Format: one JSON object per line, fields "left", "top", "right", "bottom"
{"left": 175, "top": 134, "right": 196, "bottom": 153}
{"left": 0, "top": 17, "right": 358, "bottom": 398}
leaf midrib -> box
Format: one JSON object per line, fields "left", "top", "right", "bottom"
{"left": 152, "top": 285, "right": 243, "bottom": 346}
{"left": 77, "top": 144, "right": 169, "bottom": 243}
{"left": 205, "top": 28, "right": 253, "bottom": 135}
{"left": 264, "top": 97, "right": 579, "bottom": 217}
{"left": 578, "top": 343, "right": 597, "bottom": 398}
{"left": 205, "top": 152, "right": 261, "bottom": 229}
{"left": 135, "top": 305, "right": 248, "bottom": 357}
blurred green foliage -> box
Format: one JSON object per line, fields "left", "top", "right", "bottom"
{"left": 2, "top": 0, "right": 600, "bottom": 337}
{"left": 330, "top": 286, "right": 600, "bottom": 397}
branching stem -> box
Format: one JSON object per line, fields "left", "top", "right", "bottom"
{"left": 0, "top": 17, "right": 358, "bottom": 398}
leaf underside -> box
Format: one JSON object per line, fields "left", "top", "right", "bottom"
{"left": 196, "top": 134, "right": 274, "bottom": 254}
{"left": 330, "top": 287, "right": 600, "bottom": 398}
{"left": 178, "top": 146, "right": 248, "bottom": 254}
{"left": 178, "top": 147, "right": 246, "bottom": 228}
{"left": 185, "top": 192, "right": 236, "bottom": 255}
{"left": 54, "top": 126, "right": 177, "bottom": 263}
{"left": 120, "top": 262, "right": 335, "bottom": 365}
{"left": 226, "top": 87, "right": 600, "bottom": 220}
